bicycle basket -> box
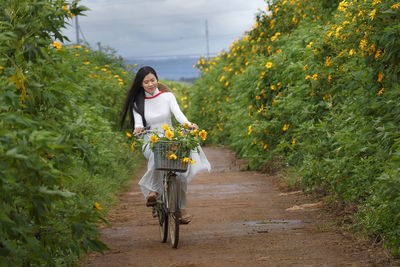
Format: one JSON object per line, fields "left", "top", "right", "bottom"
{"left": 154, "top": 141, "right": 189, "bottom": 172}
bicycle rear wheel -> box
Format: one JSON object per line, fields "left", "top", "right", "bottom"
{"left": 167, "top": 175, "right": 180, "bottom": 248}
{"left": 158, "top": 203, "right": 168, "bottom": 243}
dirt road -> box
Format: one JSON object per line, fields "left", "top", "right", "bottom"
{"left": 84, "top": 147, "right": 396, "bottom": 267}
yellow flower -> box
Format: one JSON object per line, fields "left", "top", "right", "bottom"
{"left": 168, "top": 154, "right": 178, "bottom": 160}
{"left": 265, "top": 62, "right": 273, "bottom": 68}
{"left": 377, "top": 87, "right": 384, "bottom": 95}
{"left": 84, "top": 61, "right": 90, "bottom": 65}
{"left": 305, "top": 75, "right": 311, "bottom": 80}
{"left": 359, "top": 39, "right": 367, "bottom": 51}
{"left": 93, "top": 202, "right": 102, "bottom": 210}
{"left": 119, "top": 82, "right": 124, "bottom": 86}
{"left": 184, "top": 122, "right": 190, "bottom": 128}
{"left": 165, "top": 130, "right": 174, "bottom": 140}
{"left": 392, "top": 2, "right": 400, "bottom": 9}
{"left": 184, "top": 104, "right": 188, "bottom": 109}
{"left": 219, "top": 76, "right": 225, "bottom": 82}
{"left": 377, "top": 72, "right": 384, "bottom": 82}
{"left": 75, "top": 53, "right": 80, "bottom": 57}
{"left": 349, "top": 49, "right": 356, "bottom": 56}
{"left": 131, "top": 141, "right": 136, "bottom": 151}
{"left": 225, "top": 97, "right": 229, "bottom": 102}
{"left": 257, "top": 104, "right": 264, "bottom": 113}
{"left": 283, "top": 124, "right": 290, "bottom": 132}
{"left": 68, "top": 11, "right": 74, "bottom": 18}
{"left": 190, "top": 160, "right": 196, "bottom": 165}
{"left": 292, "top": 138, "right": 296, "bottom": 146}
{"left": 225, "top": 81, "right": 230, "bottom": 87}
{"left": 368, "top": 44, "right": 376, "bottom": 55}
{"left": 126, "top": 132, "right": 132, "bottom": 138}
{"left": 0, "top": 66, "right": 4, "bottom": 70}
{"left": 181, "top": 157, "right": 191, "bottom": 163}
{"left": 328, "top": 74, "right": 332, "bottom": 83}
{"left": 52, "top": 41, "right": 62, "bottom": 50}
{"left": 270, "top": 85, "right": 276, "bottom": 90}
{"left": 104, "top": 64, "right": 110, "bottom": 67}
{"left": 101, "top": 68, "right": 107, "bottom": 72}
{"left": 62, "top": 5, "right": 69, "bottom": 11}
{"left": 272, "top": 99, "right": 278, "bottom": 105}
{"left": 85, "top": 49, "right": 89, "bottom": 53}
{"left": 255, "top": 95, "right": 261, "bottom": 100}
{"left": 248, "top": 125, "right": 253, "bottom": 135}
{"left": 303, "top": 64, "right": 308, "bottom": 71}
{"left": 249, "top": 105, "right": 253, "bottom": 110}
{"left": 306, "top": 42, "right": 313, "bottom": 48}
{"left": 375, "top": 49, "right": 382, "bottom": 59}
{"left": 199, "top": 130, "right": 208, "bottom": 141}
{"left": 338, "top": 0, "right": 349, "bottom": 12}
{"left": 312, "top": 74, "right": 318, "bottom": 80}
{"left": 162, "top": 124, "right": 171, "bottom": 131}
{"left": 325, "top": 57, "right": 333, "bottom": 67}
{"left": 369, "top": 9, "right": 376, "bottom": 21}
{"left": 75, "top": 45, "right": 82, "bottom": 49}
{"left": 372, "top": 0, "right": 381, "bottom": 5}
{"left": 150, "top": 135, "right": 159, "bottom": 143}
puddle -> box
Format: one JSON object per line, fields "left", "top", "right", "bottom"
{"left": 241, "top": 220, "right": 304, "bottom": 230}
{"left": 245, "top": 219, "right": 302, "bottom": 226}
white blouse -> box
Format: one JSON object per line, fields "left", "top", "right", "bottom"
{"left": 132, "top": 88, "right": 190, "bottom": 131}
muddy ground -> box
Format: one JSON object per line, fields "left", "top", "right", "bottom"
{"left": 84, "top": 147, "right": 399, "bottom": 267}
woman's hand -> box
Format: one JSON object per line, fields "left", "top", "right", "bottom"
{"left": 190, "top": 123, "right": 199, "bottom": 130}
{"left": 134, "top": 127, "right": 144, "bottom": 134}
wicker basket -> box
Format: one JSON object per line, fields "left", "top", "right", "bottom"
{"left": 154, "top": 141, "right": 189, "bottom": 172}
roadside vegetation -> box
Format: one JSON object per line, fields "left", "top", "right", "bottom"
{"left": 0, "top": 1, "right": 142, "bottom": 265}
{"left": 186, "top": 0, "right": 400, "bottom": 256}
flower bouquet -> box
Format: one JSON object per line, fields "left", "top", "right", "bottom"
{"left": 144, "top": 123, "right": 207, "bottom": 172}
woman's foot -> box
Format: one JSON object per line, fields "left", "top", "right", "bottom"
{"left": 179, "top": 209, "right": 192, "bottom": 224}
{"left": 146, "top": 191, "right": 158, "bottom": 207}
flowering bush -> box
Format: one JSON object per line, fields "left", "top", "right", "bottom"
{"left": 187, "top": 0, "right": 400, "bottom": 257}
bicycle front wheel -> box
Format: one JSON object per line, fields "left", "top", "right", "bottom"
{"left": 158, "top": 203, "right": 168, "bottom": 243}
{"left": 167, "top": 176, "right": 180, "bottom": 248}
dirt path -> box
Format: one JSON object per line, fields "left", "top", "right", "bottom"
{"left": 84, "top": 147, "right": 396, "bottom": 267}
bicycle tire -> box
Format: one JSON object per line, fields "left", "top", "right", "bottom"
{"left": 158, "top": 203, "right": 168, "bottom": 243}
{"left": 167, "top": 175, "right": 180, "bottom": 248}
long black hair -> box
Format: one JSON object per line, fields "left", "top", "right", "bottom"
{"left": 120, "top": 66, "right": 159, "bottom": 130}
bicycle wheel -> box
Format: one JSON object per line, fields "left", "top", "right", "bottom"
{"left": 158, "top": 203, "right": 168, "bottom": 243}
{"left": 167, "top": 175, "right": 180, "bottom": 248}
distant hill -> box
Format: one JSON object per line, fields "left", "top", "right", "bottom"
{"left": 125, "top": 57, "right": 201, "bottom": 82}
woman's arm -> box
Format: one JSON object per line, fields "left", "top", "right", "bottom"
{"left": 167, "top": 93, "right": 195, "bottom": 127}
{"left": 132, "top": 107, "right": 144, "bottom": 132}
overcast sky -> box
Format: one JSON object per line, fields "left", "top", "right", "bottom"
{"left": 62, "top": 0, "right": 267, "bottom": 59}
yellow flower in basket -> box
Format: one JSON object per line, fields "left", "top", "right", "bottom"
{"left": 168, "top": 153, "right": 178, "bottom": 160}
{"left": 181, "top": 157, "right": 191, "bottom": 163}
{"left": 165, "top": 130, "right": 174, "bottom": 140}
{"left": 150, "top": 135, "right": 159, "bottom": 143}
{"left": 162, "top": 124, "right": 171, "bottom": 131}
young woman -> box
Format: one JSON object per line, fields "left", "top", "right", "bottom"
{"left": 120, "top": 66, "right": 211, "bottom": 224}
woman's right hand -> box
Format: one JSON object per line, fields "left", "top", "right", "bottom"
{"left": 134, "top": 127, "right": 143, "bottom": 134}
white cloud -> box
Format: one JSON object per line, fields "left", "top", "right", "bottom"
{"left": 62, "top": 0, "right": 266, "bottom": 58}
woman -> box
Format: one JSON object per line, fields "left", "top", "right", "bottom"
{"left": 120, "top": 66, "right": 211, "bottom": 224}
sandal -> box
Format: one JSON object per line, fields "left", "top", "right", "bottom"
{"left": 146, "top": 191, "right": 158, "bottom": 207}
{"left": 179, "top": 214, "right": 192, "bottom": 225}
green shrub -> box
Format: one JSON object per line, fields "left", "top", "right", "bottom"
{"left": 185, "top": 0, "right": 400, "bottom": 256}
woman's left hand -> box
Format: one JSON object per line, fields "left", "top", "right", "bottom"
{"left": 190, "top": 123, "right": 199, "bottom": 130}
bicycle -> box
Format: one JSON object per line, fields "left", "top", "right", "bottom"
{"left": 134, "top": 129, "right": 189, "bottom": 248}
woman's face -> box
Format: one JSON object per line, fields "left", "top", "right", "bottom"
{"left": 142, "top": 73, "right": 158, "bottom": 95}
